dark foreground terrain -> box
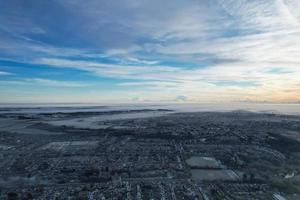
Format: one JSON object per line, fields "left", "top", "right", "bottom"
{"left": 0, "top": 109, "right": 300, "bottom": 199}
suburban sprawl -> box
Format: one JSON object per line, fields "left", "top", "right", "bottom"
{"left": 0, "top": 107, "right": 300, "bottom": 199}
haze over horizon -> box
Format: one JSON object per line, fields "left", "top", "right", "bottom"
{"left": 0, "top": 0, "right": 300, "bottom": 104}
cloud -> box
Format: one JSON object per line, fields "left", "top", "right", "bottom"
{"left": 0, "top": 0, "right": 300, "bottom": 103}
{"left": 26, "top": 78, "right": 91, "bottom": 87}
{"left": 34, "top": 57, "right": 181, "bottom": 81}
{"left": 0, "top": 78, "right": 90, "bottom": 88}
{"left": 175, "top": 95, "right": 188, "bottom": 101}
{"left": 0, "top": 71, "right": 12, "bottom": 75}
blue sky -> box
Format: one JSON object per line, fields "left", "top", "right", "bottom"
{"left": 0, "top": 0, "right": 299, "bottom": 103}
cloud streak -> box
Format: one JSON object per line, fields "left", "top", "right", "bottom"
{"left": 0, "top": 71, "right": 12, "bottom": 75}
{"left": 0, "top": 78, "right": 91, "bottom": 88}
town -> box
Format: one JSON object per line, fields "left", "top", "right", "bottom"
{"left": 0, "top": 109, "right": 299, "bottom": 199}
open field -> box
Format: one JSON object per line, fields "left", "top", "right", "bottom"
{"left": 186, "top": 156, "right": 222, "bottom": 168}
{"left": 190, "top": 169, "right": 240, "bottom": 181}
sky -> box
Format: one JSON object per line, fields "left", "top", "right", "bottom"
{"left": 0, "top": 0, "right": 300, "bottom": 104}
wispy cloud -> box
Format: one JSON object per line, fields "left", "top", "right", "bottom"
{"left": 25, "top": 78, "right": 91, "bottom": 88}
{"left": 0, "top": 71, "right": 12, "bottom": 75}
{"left": 0, "top": 78, "right": 90, "bottom": 88}
{"left": 175, "top": 95, "right": 188, "bottom": 101}
{"left": 0, "top": 0, "right": 299, "bottom": 103}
